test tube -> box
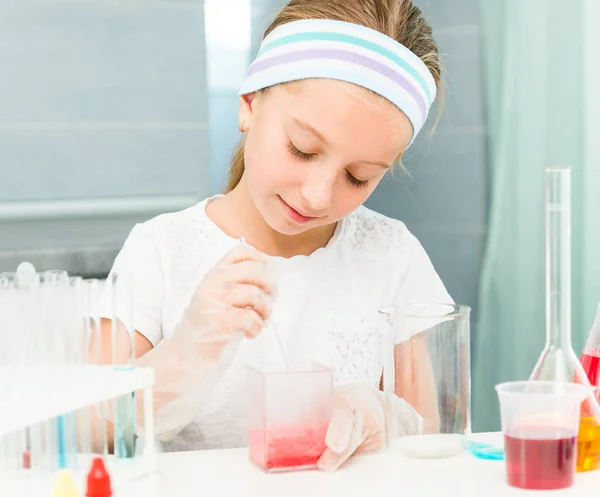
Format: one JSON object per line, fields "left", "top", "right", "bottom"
{"left": 30, "top": 271, "right": 51, "bottom": 470}
{"left": 9, "top": 267, "right": 42, "bottom": 469}
{"left": 107, "top": 273, "right": 137, "bottom": 459}
{"left": 0, "top": 273, "right": 16, "bottom": 470}
{"left": 66, "top": 276, "right": 86, "bottom": 469}
{"left": 16, "top": 267, "right": 39, "bottom": 469}
{"left": 0, "top": 273, "right": 16, "bottom": 367}
{"left": 82, "top": 278, "right": 110, "bottom": 458}
{"left": 80, "top": 279, "right": 104, "bottom": 460}
{"left": 42, "top": 270, "right": 71, "bottom": 470}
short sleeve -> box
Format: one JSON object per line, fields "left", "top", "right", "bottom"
{"left": 390, "top": 231, "right": 454, "bottom": 342}
{"left": 96, "top": 222, "right": 165, "bottom": 346}
{"left": 397, "top": 231, "right": 452, "bottom": 304}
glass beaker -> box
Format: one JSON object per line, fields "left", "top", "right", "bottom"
{"left": 379, "top": 303, "right": 471, "bottom": 458}
{"left": 246, "top": 365, "right": 333, "bottom": 472}
{"left": 496, "top": 381, "right": 592, "bottom": 490}
{"left": 529, "top": 167, "right": 600, "bottom": 472}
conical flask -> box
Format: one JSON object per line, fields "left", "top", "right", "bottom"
{"left": 581, "top": 302, "right": 600, "bottom": 390}
{"left": 529, "top": 166, "right": 600, "bottom": 472}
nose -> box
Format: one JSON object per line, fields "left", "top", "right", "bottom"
{"left": 300, "top": 167, "right": 336, "bottom": 212}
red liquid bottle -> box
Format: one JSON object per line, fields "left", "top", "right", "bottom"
{"left": 580, "top": 303, "right": 600, "bottom": 391}
{"left": 86, "top": 457, "right": 112, "bottom": 497}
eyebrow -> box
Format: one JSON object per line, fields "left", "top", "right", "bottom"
{"left": 361, "top": 160, "right": 392, "bottom": 169}
{"left": 291, "top": 117, "right": 393, "bottom": 169}
{"left": 291, "top": 117, "right": 329, "bottom": 145}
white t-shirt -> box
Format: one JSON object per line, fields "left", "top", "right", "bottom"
{"left": 99, "top": 195, "right": 451, "bottom": 452}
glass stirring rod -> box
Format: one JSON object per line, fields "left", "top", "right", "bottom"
{"left": 238, "top": 238, "right": 293, "bottom": 373}
{"left": 238, "top": 238, "right": 308, "bottom": 429}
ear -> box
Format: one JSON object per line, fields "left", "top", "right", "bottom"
{"left": 238, "top": 93, "right": 257, "bottom": 129}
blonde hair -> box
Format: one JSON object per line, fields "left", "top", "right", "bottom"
{"left": 225, "top": 0, "right": 442, "bottom": 193}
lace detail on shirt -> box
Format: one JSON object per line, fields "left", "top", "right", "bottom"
{"left": 325, "top": 312, "right": 386, "bottom": 388}
{"left": 340, "top": 206, "right": 409, "bottom": 252}
{"left": 149, "top": 203, "right": 217, "bottom": 260}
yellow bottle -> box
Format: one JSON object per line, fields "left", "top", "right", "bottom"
{"left": 52, "top": 470, "right": 78, "bottom": 497}
{"left": 577, "top": 416, "right": 600, "bottom": 472}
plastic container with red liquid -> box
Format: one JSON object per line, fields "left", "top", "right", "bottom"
{"left": 246, "top": 365, "right": 333, "bottom": 472}
{"left": 495, "top": 381, "right": 592, "bottom": 490}
{"left": 504, "top": 428, "right": 576, "bottom": 490}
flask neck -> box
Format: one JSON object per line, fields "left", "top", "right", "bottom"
{"left": 546, "top": 321, "right": 573, "bottom": 350}
{"left": 545, "top": 168, "right": 572, "bottom": 352}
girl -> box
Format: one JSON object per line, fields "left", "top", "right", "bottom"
{"left": 97, "top": 0, "right": 450, "bottom": 472}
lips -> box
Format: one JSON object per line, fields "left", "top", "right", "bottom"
{"left": 278, "top": 196, "right": 318, "bottom": 224}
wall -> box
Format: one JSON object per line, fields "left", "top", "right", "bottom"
{"left": 0, "top": 0, "right": 210, "bottom": 276}
{"left": 365, "top": 0, "right": 487, "bottom": 331}
{"left": 0, "top": 0, "right": 487, "bottom": 307}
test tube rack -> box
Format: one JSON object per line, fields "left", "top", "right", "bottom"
{"left": 0, "top": 364, "right": 156, "bottom": 495}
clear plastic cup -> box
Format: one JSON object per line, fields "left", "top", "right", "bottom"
{"left": 246, "top": 365, "right": 333, "bottom": 472}
{"left": 495, "top": 381, "right": 593, "bottom": 490}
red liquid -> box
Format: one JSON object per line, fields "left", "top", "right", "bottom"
{"left": 248, "top": 423, "right": 328, "bottom": 471}
{"left": 581, "top": 350, "right": 600, "bottom": 388}
{"left": 504, "top": 429, "right": 576, "bottom": 490}
{"left": 22, "top": 450, "right": 31, "bottom": 469}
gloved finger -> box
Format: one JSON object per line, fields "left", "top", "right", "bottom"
{"left": 219, "top": 261, "right": 277, "bottom": 296}
{"left": 386, "top": 395, "right": 424, "bottom": 438}
{"left": 218, "top": 244, "right": 268, "bottom": 266}
{"left": 222, "top": 284, "right": 273, "bottom": 321}
{"left": 228, "top": 307, "right": 264, "bottom": 339}
{"left": 317, "top": 409, "right": 362, "bottom": 472}
{"left": 317, "top": 428, "right": 363, "bottom": 472}
{"left": 325, "top": 408, "right": 355, "bottom": 454}
{"left": 191, "top": 297, "right": 264, "bottom": 339}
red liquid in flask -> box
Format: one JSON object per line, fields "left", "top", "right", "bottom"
{"left": 249, "top": 423, "right": 328, "bottom": 471}
{"left": 580, "top": 350, "right": 600, "bottom": 389}
{"left": 504, "top": 428, "right": 576, "bottom": 490}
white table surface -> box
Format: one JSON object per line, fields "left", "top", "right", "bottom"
{"left": 119, "top": 432, "right": 600, "bottom": 497}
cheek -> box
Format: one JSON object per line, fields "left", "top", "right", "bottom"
{"left": 329, "top": 184, "right": 375, "bottom": 219}
{"left": 349, "top": 189, "right": 372, "bottom": 209}
{"left": 244, "top": 135, "right": 299, "bottom": 189}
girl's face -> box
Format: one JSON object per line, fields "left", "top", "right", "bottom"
{"left": 238, "top": 79, "right": 413, "bottom": 236}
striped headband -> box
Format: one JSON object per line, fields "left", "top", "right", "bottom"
{"left": 238, "top": 19, "right": 437, "bottom": 146}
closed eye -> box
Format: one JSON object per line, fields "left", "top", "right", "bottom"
{"left": 345, "top": 170, "right": 369, "bottom": 188}
{"left": 288, "top": 140, "right": 370, "bottom": 188}
{"left": 287, "top": 142, "right": 315, "bottom": 161}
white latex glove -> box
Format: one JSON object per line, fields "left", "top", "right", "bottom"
{"left": 317, "top": 384, "right": 423, "bottom": 472}
{"left": 134, "top": 244, "right": 277, "bottom": 441}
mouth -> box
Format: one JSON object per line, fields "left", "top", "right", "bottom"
{"left": 278, "top": 196, "right": 319, "bottom": 224}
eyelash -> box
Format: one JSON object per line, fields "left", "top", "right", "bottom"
{"left": 287, "top": 142, "right": 370, "bottom": 189}
{"left": 287, "top": 142, "right": 313, "bottom": 161}
{"left": 345, "top": 171, "right": 369, "bottom": 188}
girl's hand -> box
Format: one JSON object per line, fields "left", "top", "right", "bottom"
{"left": 317, "top": 384, "right": 423, "bottom": 472}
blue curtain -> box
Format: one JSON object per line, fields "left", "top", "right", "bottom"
{"left": 473, "top": 0, "right": 600, "bottom": 431}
